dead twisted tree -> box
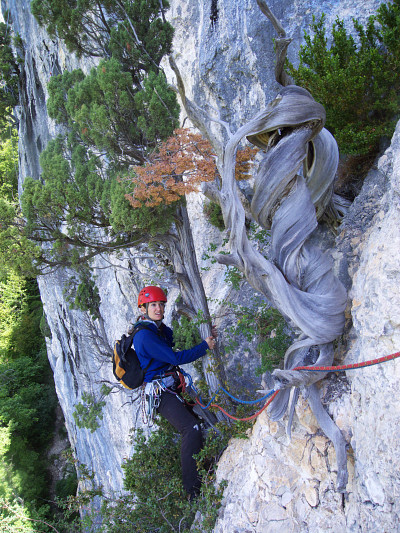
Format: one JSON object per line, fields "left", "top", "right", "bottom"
{"left": 169, "top": 0, "right": 348, "bottom": 491}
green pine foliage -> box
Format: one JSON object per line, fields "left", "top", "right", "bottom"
{"left": 289, "top": 0, "right": 400, "bottom": 155}
{"left": 121, "top": 421, "right": 189, "bottom": 532}
{"left": 0, "top": 127, "right": 41, "bottom": 277}
{"left": 0, "top": 497, "right": 53, "bottom": 532}
{"left": 21, "top": 135, "right": 177, "bottom": 271}
{"left": 31, "top": 0, "right": 174, "bottom": 66}
{"left": 73, "top": 392, "right": 106, "bottom": 433}
{"left": 46, "top": 58, "right": 178, "bottom": 160}
{"left": 0, "top": 273, "right": 57, "bottom": 511}
{"left": 0, "top": 127, "right": 18, "bottom": 200}
{"left": 0, "top": 117, "right": 58, "bottom": 525}
{"left": 88, "top": 417, "right": 226, "bottom": 533}
{"left": 0, "top": 21, "right": 20, "bottom": 134}
{"left": 134, "top": 69, "right": 180, "bottom": 142}
{"left": 0, "top": 196, "right": 41, "bottom": 277}
{"left": 63, "top": 268, "right": 101, "bottom": 319}
{"left": 25, "top": 0, "right": 180, "bottom": 273}
{"left": 108, "top": 1, "right": 174, "bottom": 75}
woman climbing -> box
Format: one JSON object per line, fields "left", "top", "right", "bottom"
{"left": 133, "top": 285, "right": 216, "bottom": 500}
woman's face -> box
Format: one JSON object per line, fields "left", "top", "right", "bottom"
{"left": 144, "top": 301, "right": 165, "bottom": 321}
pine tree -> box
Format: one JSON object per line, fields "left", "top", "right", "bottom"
{"left": 289, "top": 0, "right": 400, "bottom": 155}
{"left": 24, "top": 0, "right": 180, "bottom": 272}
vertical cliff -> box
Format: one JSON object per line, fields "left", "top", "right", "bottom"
{"left": 213, "top": 123, "right": 400, "bottom": 531}
{"left": 4, "top": 0, "right": 399, "bottom": 530}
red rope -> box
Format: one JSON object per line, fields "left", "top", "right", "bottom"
{"left": 196, "top": 390, "right": 280, "bottom": 422}
{"left": 293, "top": 351, "right": 400, "bottom": 372}
{"left": 195, "top": 351, "right": 400, "bottom": 422}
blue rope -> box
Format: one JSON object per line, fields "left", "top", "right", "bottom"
{"left": 180, "top": 369, "right": 275, "bottom": 410}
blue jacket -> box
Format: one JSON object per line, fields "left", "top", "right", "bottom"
{"left": 132, "top": 320, "right": 208, "bottom": 382}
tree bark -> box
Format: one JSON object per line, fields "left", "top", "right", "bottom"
{"left": 168, "top": 203, "right": 226, "bottom": 398}
{"left": 168, "top": 1, "right": 348, "bottom": 489}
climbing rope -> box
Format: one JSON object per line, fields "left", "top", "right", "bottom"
{"left": 184, "top": 351, "right": 400, "bottom": 422}
{"left": 179, "top": 369, "right": 277, "bottom": 422}
{"left": 180, "top": 369, "right": 275, "bottom": 406}
{"left": 293, "top": 351, "right": 400, "bottom": 372}
{"left": 196, "top": 390, "right": 280, "bottom": 422}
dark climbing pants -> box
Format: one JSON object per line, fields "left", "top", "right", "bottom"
{"left": 157, "top": 390, "right": 203, "bottom": 496}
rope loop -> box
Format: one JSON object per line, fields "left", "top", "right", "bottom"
{"left": 178, "top": 351, "right": 399, "bottom": 422}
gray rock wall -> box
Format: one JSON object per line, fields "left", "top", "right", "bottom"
{"left": 213, "top": 124, "right": 400, "bottom": 531}
{"left": 3, "top": 0, "right": 398, "bottom": 530}
{"left": 165, "top": 0, "right": 382, "bottom": 131}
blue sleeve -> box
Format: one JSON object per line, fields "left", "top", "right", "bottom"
{"left": 134, "top": 327, "right": 208, "bottom": 366}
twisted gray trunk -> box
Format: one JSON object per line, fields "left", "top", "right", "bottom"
{"left": 169, "top": 1, "right": 348, "bottom": 491}
{"left": 168, "top": 203, "right": 225, "bottom": 397}
{"left": 218, "top": 84, "right": 347, "bottom": 492}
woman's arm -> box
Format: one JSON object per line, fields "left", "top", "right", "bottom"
{"left": 135, "top": 327, "right": 209, "bottom": 366}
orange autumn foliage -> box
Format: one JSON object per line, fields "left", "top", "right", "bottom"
{"left": 123, "top": 128, "right": 257, "bottom": 208}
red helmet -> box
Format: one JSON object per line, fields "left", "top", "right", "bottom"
{"left": 138, "top": 286, "right": 167, "bottom": 307}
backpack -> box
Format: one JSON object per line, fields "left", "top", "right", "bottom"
{"left": 112, "top": 324, "right": 154, "bottom": 390}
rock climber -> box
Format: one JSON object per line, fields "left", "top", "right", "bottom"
{"left": 133, "top": 285, "right": 217, "bottom": 500}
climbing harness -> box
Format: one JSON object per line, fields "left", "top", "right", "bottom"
{"left": 141, "top": 370, "right": 187, "bottom": 426}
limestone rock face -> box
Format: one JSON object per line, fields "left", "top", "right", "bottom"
{"left": 4, "top": 0, "right": 399, "bottom": 530}
{"left": 345, "top": 124, "right": 400, "bottom": 530}
{"left": 212, "top": 122, "right": 400, "bottom": 532}
{"left": 165, "top": 0, "right": 383, "bottom": 130}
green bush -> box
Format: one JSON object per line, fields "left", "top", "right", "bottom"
{"left": 55, "top": 471, "right": 78, "bottom": 500}
{"left": 0, "top": 274, "right": 57, "bottom": 511}
{"left": 91, "top": 417, "right": 228, "bottom": 533}
{"left": 289, "top": 0, "right": 400, "bottom": 155}
{"left": 63, "top": 269, "right": 101, "bottom": 320}
{"left": 73, "top": 392, "right": 106, "bottom": 433}
{"left": 172, "top": 314, "right": 202, "bottom": 350}
{"left": 255, "top": 307, "right": 291, "bottom": 373}
{"left": 203, "top": 201, "right": 225, "bottom": 230}
{"left": 224, "top": 299, "right": 291, "bottom": 374}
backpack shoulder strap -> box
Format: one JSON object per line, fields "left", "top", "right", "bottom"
{"left": 122, "top": 322, "right": 153, "bottom": 350}
{"left": 129, "top": 323, "right": 157, "bottom": 372}
{"left": 130, "top": 322, "right": 168, "bottom": 375}
{"left": 132, "top": 322, "right": 165, "bottom": 339}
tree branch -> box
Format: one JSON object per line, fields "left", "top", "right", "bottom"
{"left": 256, "top": 0, "right": 293, "bottom": 87}
{"left": 168, "top": 56, "right": 225, "bottom": 159}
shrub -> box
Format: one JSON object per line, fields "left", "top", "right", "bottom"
{"left": 93, "top": 417, "right": 226, "bottom": 533}
{"left": 203, "top": 201, "right": 225, "bottom": 230}
{"left": 289, "top": 1, "right": 400, "bottom": 156}
{"left": 224, "top": 299, "right": 291, "bottom": 374}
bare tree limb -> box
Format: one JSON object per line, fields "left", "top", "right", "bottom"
{"left": 256, "top": 0, "right": 293, "bottom": 86}
{"left": 168, "top": 55, "right": 225, "bottom": 159}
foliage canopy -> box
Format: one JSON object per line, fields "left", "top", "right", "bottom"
{"left": 0, "top": 274, "right": 57, "bottom": 508}
{"left": 289, "top": 0, "right": 400, "bottom": 155}
{"left": 31, "top": 0, "right": 174, "bottom": 65}
{"left": 24, "top": 0, "right": 180, "bottom": 275}
{"left": 0, "top": 21, "right": 20, "bottom": 135}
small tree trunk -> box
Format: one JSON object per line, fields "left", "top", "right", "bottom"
{"left": 169, "top": 202, "right": 225, "bottom": 395}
